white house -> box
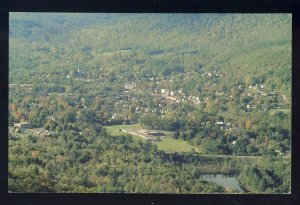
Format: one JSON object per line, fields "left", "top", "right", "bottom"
{"left": 14, "top": 122, "right": 31, "bottom": 129}
{"left": 215, "top": 122, "right": 225, "bottom": 126}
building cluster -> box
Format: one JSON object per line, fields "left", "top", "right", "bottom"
{"left": 9, "top": 122, "right": 31, "bottom": 133}
{"left": 121, "top": 129, "right": 166, "bottom": 142}
{"left": 33, "top": 128, "right": 56, "bottom": 137}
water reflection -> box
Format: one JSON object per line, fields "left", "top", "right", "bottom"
{"left": 200, "top": 174, "right": 244, "bottom": 193}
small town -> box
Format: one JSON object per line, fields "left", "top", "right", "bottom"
{"left": 8, "top": 13, "right": 291, "bottom": 194}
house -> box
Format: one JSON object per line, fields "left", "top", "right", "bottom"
{"left": 99, "top": 74, "right": 109, "bottom": 78}
{"left": 136, "top": 130, "right": 160, "bottom": 141}
{"left": 123, "top": 120, "right": 130, "bottom": 125}
{"left": 15, "top": 127, "right": 22, "bottom": 133}
{"left": 167, "top": 96, "right": 177, "bottom": 102}
{"left": 275, "top": 150, "right": 283, "bottom": 156}
{"left": 193, "top": 100, "right": 200, "bottom": 105}
{"left": 14, "top": 122, "right": 31, "bottom": 129}
{"left": 44, "top": 130, "right": 51, "bottom": 136}
{"left": 261, "top": 92, "right": 267, "bottom": 96}
{"left": 215, "top": 122, "right": 225, "bottom": 126}
{"left": 33, "top": 129, "right": 43, "bottom": 136}
{"left": 147, "top": 131, "right": 165, "bottom": 137}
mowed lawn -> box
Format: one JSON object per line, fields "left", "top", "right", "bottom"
{"left": 104, "top": 124, "right": 146, "bottom": 142}
{"left": 104, "top": 124, "right": 201, "bottom": 153}
{"left": 154, "top": 138, "right": 201, "bottom": 153}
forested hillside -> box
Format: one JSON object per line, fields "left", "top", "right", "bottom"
{"left": 9, "top": 13, "right": 291, "bottom": 193}
{"left": 9, "top": 13, "right": 291, "bottom": 97}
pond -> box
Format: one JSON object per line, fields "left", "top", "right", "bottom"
{"left": 200, "top": 174, "right": 244, "bottom": 192}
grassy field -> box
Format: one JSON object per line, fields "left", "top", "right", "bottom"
{"left": 154, "top": 138, "right": 201, "bottom": 153}
{"left": 270, "top": 109, "right": 290, "bottom": 115}
{"left": 104, "top": 124, "right": 143, "bottom": 135}
{"left": 104, "top": 124, "right": 146, "bottom": 142}
{"left": 104, "top": 124, "right": 201, "bottom": 153}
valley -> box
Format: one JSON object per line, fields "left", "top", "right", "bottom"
{"left": 8, "top": 13, "right": 291, "bottom": 193}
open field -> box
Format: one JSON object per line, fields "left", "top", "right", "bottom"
{"left": 104, "top": 124, "right": 143, "bottom": 135}
{"left": 104, "top": 124, "right": 200, "bottom": 153}
{"left": 104, "top": 124, "right": 146, "bottom": 142}
{"left": 154, "top": 138, "right": 201, "bottom": 153}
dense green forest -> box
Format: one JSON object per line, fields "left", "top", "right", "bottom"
{"left": 9, "top": 13, "right": 291, "bottom": 193}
